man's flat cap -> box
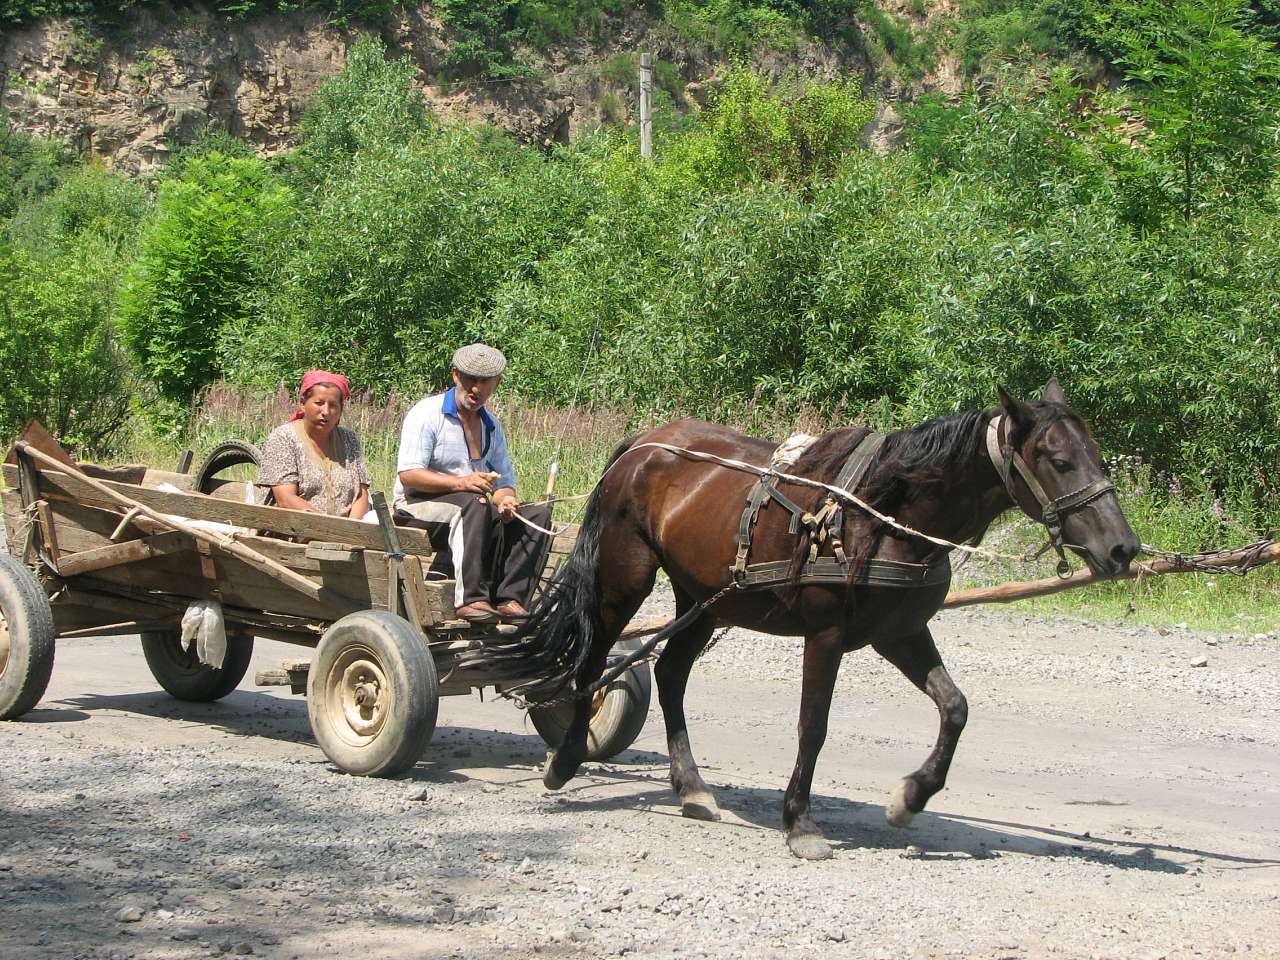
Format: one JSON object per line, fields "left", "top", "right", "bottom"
{"left": 452, "top": 343, "right": 507, "bottom": 378}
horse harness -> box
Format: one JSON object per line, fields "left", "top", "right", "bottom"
{"left": 729, "top": 414, "right": 1118, "bottom": 590}
{"left": 730, "top": 431, "right": 952, "bottom": 591}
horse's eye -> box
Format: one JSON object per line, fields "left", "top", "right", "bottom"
{"left": 1051, "top": 458, "right": 1073, "bottom": 473}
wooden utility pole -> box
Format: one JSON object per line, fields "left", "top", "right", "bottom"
{"left": 639, "top": 52, "right": 653, "bottom": 158}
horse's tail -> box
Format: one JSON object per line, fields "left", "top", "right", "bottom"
{"left": 459, "top": 435, "right": 638, "bottom": 701}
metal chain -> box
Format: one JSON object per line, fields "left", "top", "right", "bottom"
{"left": 1138, "top": 539, "right": 1277, "bottom": 576}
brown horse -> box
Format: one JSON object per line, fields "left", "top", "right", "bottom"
{"left": 486, "top": 380, "right": 1139, "bottom": 859}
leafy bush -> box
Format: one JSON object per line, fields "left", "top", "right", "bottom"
{"left": 667, "top": 68, "right": 875, "bottom": 187}
{"left": 0, "top": 126, "right": 69, "bottom": 222}
{"left": 292, "top": 36, "right": 432, "bottom": 182}
{"left": 8, "top": 164, "right": 147, "bottom": 251}
{"left": 0, "top": 231, "right": 140, "bottom": 453}
{"left": 1, "top": 0, "right": 402, "bottom": 28}
{"left": 118, "top": 152, "right": 292, "bottom": 402}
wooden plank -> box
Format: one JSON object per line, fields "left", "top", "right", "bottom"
{"left": 45, "top": 497, "right": 167, "bottom": 541}
{"left": 81, "top": 550, "right": 381, "bottom": 621}
{"left": 400, "top": 555, "right": 432, "bottom": 629}
{"left": 35, "top": 500, "right": 60, "bottom": 561}
{"left": 3, "top": 462, "right": 433, "bottom": 555}
{"left": 57, "top": 581, "right": 325, "bottom": 644}
{"left": 305, "top": 542, "right": 361, "bottom": 562}
{"left": 421, "top": 579, "right": 456, "bottom": 624}
{"left": 42, "top": 507, "right": 397, "bottom": 584}
{"left": 3, "top": 490, "right": 24, "bottom": 555}
{"left": 57, "top": 531, "right": 193, "bottom": 576}
{"left": 205, "top": 478, "right": 258, "bottom": 503}
{"left": 550, "top": 525, "right": 580, "bottom": 555}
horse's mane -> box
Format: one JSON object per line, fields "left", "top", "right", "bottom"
{"left": 793, "top": 402, "right": 1081, "bottom": 507}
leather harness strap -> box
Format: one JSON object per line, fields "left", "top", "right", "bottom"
{"left": 731, "top": 430, "right": 948, "bottom": 589}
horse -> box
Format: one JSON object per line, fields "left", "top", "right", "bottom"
{"left": 485, "top": 379, "right": 1140, "bottom": 860}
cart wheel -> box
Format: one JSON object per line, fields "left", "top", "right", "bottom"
{"left": 141, "top": 630, "right": 253, "bottom": 702}
{"left": 528, "top": 643, "right": 652, "bottom": 762}
{"left": 0, "top": 555, "right": 56, "bottom": 720}
{"left": 307, "top": 609, "right": 438, "bottom": 777}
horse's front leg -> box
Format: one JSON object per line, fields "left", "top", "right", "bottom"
{"left": 872, "top": 628, "right": 968, "bottom": 827}
{"left": 655, "top": 596, "right": 719, "bottom": 820}
{"left": 782, "top": 625, "right": 845, "bottom": 860}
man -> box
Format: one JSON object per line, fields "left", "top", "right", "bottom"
{"left": 393, "top": 344, "right": 552, "bottom": 624}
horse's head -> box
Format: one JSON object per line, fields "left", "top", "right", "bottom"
{"left": 992, "top": 379, "right": 1139, "bottom": 578}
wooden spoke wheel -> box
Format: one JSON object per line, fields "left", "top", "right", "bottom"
{"left": 528, "top": 642, "right": 652, "bottom": 762}
{"left": 307, "top": 609, "right": 438, "bottom": 777}
{"left": 0, "top": 555, "right": 56, "bottom": 720}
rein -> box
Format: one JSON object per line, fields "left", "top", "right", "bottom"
{"left": 984, "top": 416, "right": 1115, "bottom": 578}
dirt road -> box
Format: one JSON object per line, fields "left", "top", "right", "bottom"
{"left": 2, "top": 599, "right": 1278, "bottom": 960}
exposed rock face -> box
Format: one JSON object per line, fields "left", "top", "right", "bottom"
{"left": 0, "top": 2, "right": 868, "bottom": 173}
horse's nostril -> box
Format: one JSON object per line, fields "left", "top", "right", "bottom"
{"left": 1111, "top": 542, "right": 1136, "bottom": 568}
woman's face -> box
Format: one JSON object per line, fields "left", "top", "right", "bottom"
{"left": 301, "top": 385, "right": 344, "bottom": 432}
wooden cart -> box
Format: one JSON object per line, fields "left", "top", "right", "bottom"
{"left": 0, "top": 440, "right": 651, "bottom": 777}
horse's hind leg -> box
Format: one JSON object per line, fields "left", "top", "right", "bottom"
{"left": 873, "top": 628, "right": 968, "bottom": 828}
{"left": 542, "top": 544, "right": 657, "bottom": 790}
{"left": 782, "top": 625, "right": 846, "bottom": 861}
{"left": 655, "top": 590, "right": 719, "bottom": 821}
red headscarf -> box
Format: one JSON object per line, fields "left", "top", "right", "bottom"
{"left": 290, "top": 370, "right": 351, "bottom": 421}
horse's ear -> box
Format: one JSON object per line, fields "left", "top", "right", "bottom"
{"left": 997, "top": 385, "right": 1032, "bottom": 425}
{"left": 1041, "top": 376, "right": 1067, "bottom": 405}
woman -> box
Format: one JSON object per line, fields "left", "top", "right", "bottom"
{"left": 257, "top": 370, "right": 371, "bottom": 519}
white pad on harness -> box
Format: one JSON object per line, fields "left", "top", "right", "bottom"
{"left": 770, "top": 434, "right": 819, "bottom": 470}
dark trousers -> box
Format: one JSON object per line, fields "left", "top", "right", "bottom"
{"left": 396, "top": 492, "right": 552, "bottom": 608}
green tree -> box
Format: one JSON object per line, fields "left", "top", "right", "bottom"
{"left": 118, "top": 152, "right": 292, "bottom": 402}
{"left": 0, "top": 234, "right": 140, "bottom": 452}
{"left": 667, "top": 68, "right": 875, "bottom": 188}
{"left": 1108, "top": 0, "right": 1280, "bottom": 221}
{"left": 292, "top": 35, "right": 432, "bottom": 183}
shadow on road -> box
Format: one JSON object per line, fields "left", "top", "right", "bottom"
{"left": 530, "top": 762, "right": 1280, "bottom": 875}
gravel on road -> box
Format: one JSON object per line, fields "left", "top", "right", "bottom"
{"left": 2, "top": 593, "right": 1277, "bottom": 960}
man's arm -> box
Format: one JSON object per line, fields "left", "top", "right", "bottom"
{"left": 488, "top": 423, "right": 519, "bottom": 517}
{"left": 399, "top": 467, "right": 498, "bottom": 495}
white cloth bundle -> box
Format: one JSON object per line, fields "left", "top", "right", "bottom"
{"left": 179, "top": 600, "right": 227, "bottom": 669}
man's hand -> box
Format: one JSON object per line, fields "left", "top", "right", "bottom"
{"left": 493, "top": 489, "right": 519, "bottom": 521}
{"left": 454, "top": 471, "right": 501, "bottom": 494}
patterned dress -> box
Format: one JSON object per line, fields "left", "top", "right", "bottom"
{"left": 256, "top": 422, "right": 370, "bottom": 517}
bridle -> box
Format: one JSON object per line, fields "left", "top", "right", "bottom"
{"left": 985, "top": 415, "right": 1115, "bottom": 577}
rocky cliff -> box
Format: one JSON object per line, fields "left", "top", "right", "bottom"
{"left": 0, "top": 3, "right": 943, "bottom": 172}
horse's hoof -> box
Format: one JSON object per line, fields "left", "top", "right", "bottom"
{"left": 680, "top": 791, "right": 721, "bottom": 822}
{"left": 542, "top": 751, "right": 570, "bottom": 791}
{"left": 885, "top": 779, "right": 917, "bottom": 828}
{"left": 787, "top": 833, "right": 833, "bottom": 861}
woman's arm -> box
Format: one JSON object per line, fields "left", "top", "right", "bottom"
{"left": 271, "top": 483, "right": 317, "bottom": 512}
{"left": 347, "top": 484, "right": 370, "bottom": 519}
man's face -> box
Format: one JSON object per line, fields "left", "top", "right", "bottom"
{"left": 452, "top": 369, "right": 499, "bottom": 412}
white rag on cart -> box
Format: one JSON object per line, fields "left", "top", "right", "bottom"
{"left": 179, "top": 600, "right": 227, "bottom": 669}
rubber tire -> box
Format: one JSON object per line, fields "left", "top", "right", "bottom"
{"left": 194, "top": 440, "right": 269, "bottom": 503}
{"left": 529, "top": 643, "right": 653, "bottom": 762}
{"left": 141, "top": 630, "right": 254, "bottom": 702}
{"left": 0, "top": 555, "right": 56, "bottom": 720}
{"left": 307, "top": 609, "right": 439, "bottom": 777}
